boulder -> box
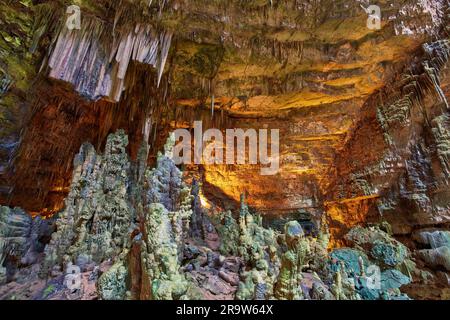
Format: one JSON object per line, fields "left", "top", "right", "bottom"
{"left": 380, "top": 269, "right": 411, "bottom": 291}
{"left": 371, "top": 240, "right": 408, "bottom": 267}
{"left": 413, "top": 229, "right": 450, "bottom": 249}
{"left": 417, "top": 246, "right": 450, "bottom": 271}
{"left": 345, "top": 226, "right": 409, "bottom": 267}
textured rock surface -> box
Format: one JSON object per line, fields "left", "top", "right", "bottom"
{"left": 97, "top": 259, "right": 128, "bottom": 300}
{"left": 0, "top": 206, "right": 54, "bottom": 284}
{"left": 330, "top": 226, "right": 414, "bottom": 300}
{"left": 345, "top": 225, "right": 409, "bottom": 268}
{"left": 40, "top": 130, "right": 133, "bottom": 276}
{"left": 417, "top": 246, "right": 450, "bottom": 271}
{"left": 413, "top": 229, "right": 450, "bottom": 249}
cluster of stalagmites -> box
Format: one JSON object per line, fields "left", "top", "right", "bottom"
{"left": 39, "top": 130, "right": 133, "bottom": 278}
{"left": 36, "top": 131, "right": 194, "bottom": 300}
{"left": 138, "top": 134, "right": 193, "bottom": 300}
{"left": 0, "top": 131, "right": 435, "bottom": 300}
{"left": 213, "top": 199, "right": 415, "bottom": 300}
{"left": 353, "top": 37, "right": 450, "bottom": 237}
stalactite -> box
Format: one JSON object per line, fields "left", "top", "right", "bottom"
{"left": 45, "top": 16, "right": 173, "bottom": 102}
{"left": 157, "top": 31, "right": 173, "bottom": 87}
{"left": 375, "top": 38, "right": 450, "bottom": 154}
{"left": 30, "top": 2, "right": 63, "bottom": 54}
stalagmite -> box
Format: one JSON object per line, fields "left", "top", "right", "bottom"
{"left": 40, "top": 131, "right": 133, "bottom": 276}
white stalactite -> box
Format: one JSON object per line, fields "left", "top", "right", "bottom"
{"left": 46, "top": 18, "right": 173, "bottom": 102}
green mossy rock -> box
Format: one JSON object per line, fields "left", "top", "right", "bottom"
{"left": 97, "top": 261, "right": 128, "bottom": 300}
{"left": 345, "top": 226, "right": 409, "bottom": 267}
{"left": 380, "top": 269, "right": 411, "bottom": 291}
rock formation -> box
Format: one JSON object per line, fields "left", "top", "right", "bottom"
{"left": 138, "top": 135, "right": 193, "bottom": 299}
{"left": 40, "top": 130, "right": 133, "bottom": 277}
{"left": 1, "top": 0, "right": 450, "bottom": 301}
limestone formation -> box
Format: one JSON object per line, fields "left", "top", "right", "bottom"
{"left": 432, "top": 114, "right": 450, "bottom": 179}
{"left": 40, "top": 130, "right": 133, "bottom": 277}
{"left": 45, "top": 5, "right": 173, "bottom": 102}
{"left": 414, "top": 230, "right": 450, "bottom": 249}
{"left": 139, "top": 134, "right": 193, "bottom": 300}
{"left": 236, "top": 194, "right": 280, "bottom": 300}
{"left": 273, "top": 221, "right": 310, "bottom": 300}
{"left": 310, "top": 280, "right": 334, "bottom": 300}
{"left": 97, "top": 258, "right": 129, "bottom": 300}
{"left": 189, "top": 179, "right": 205, "bottom": 240}
{"left": 1, "top": 0, "right": 450, "bottom": 302}
{"left": 28, "top": 131, "right": 195, "bottom": 299}
{"left": 331, "top": 225, "right": 414, "bottom": 300}
{"left": 214, "top": 210, "right": 240, "bottom": 257}
{"left": 417, "top": 247, "right": 450, "bottom": 272}
{"left": 345, "top": 226, "right": 409, "bottom": 268}
{"left": 330, "top": 264, "right": 360, "bottom": 300}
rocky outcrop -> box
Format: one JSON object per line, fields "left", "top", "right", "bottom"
{"left": 414, "top": 229, "right": 450, "bottom": 249}
{"left": 45, "top": 15, "right": 172, "bottom": 102}
{"left": 327, "top": 36, "right": 450, "bottom": 234}
{"left": 330, "top": 226, "right": 414, "bottom": 300}
{"left": 345, "top": 225, "right": 409, "bottom": 268}
{"left": 322, "top": 28, "right": 450, "bottom": 297}
{"left": 138, "top": 136, "right": 193, "bottom": 299}
{"left": 1, "top": 0, "right": 450, "bottom": 301}
{"left": 417, "top": 246, "right": 450, "bottom": 272}
{"left": 413, "top": 229, "right": 450, "bottom": 272}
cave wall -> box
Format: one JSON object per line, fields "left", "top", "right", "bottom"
{"left": 326, "top": 38, "right": 450, "bottom": 244}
